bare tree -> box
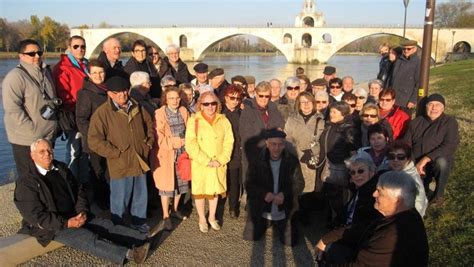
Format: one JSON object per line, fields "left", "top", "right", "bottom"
{"left": 436, "top": 0, "right": 473, "bottom": 27}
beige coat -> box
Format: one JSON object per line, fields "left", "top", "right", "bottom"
{"left": 185, "top": 112, "right": 234, "bottom": 196}
{"left": 151, "top": 106, "right": 189, "bottom": 191}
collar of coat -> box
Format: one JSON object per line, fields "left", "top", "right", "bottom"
{"left": 194, "top": 111, "right": 226, "bottom": 125}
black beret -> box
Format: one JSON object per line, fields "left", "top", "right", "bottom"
{"left": 265, "top": 128, "right": 286, "bottom": 139}
{"left": 208, "top": 68, "right": 225, "bottom": 79}
{"left": 105, "top": 76, "right": 130, "bottom": 92}
{"left": 193, "top": 63, "right": 208, "bottom": 73}
{"left": 323, "top": 66, "right": 336, "bottom": 75}
{"left": 426, "top": 93, "right": 445, "bottom": 106}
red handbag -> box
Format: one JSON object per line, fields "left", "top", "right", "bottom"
{"left": 176, "top": 119, "right": 198, "bottom": 181}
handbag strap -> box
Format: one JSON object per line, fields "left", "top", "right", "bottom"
{"left": 316, "top": 124, "right": 331, "bottom": 169}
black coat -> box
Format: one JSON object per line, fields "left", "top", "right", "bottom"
{"left": 163, "top": 57, "right": 194, "bottom": 85}
{"left": 319, "top": 116, "right": 361, "bottom": 164}
{"left": 403, "top": 113, "right": 460, "bottom": 164}
{"left": 14, "top": 161, "right": 89, "bottom": 246}
{"left": 123, "top": 57, "right": 162, "bottom": 98}
{"left": 346, "top": 175, "right": 382, "bottom": 226}
{"left": 389, "top": 54, "right": 420, "bottom": 107}
{"left": 377, "top": 55, "right": 393, "bottom": 87}
{"left": 97, "top": 51, "right": 129, "bottom": 81}
{"left": 222, "top": 105, "right": 242, "bottom": 169}
{"left": 76, "top": 79, "right": 108, "bottom": 153}
{"left": 245, "top": 149, "right": 304, "bottom": 219}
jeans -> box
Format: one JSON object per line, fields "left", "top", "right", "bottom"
{"left": 423, "top": 157, "right": 452, "bottom": 201}
{"left": 65, "top": 130, "right": 89, "bottom": 183}
{"left": 54, "top": 217, "right": 146, "bottom": 264}
{"left": 110, "top": 174, "right": 148, "bottom": 225}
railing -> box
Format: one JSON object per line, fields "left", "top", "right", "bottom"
{"left": 72, "top": 24, "right": 428, "bottom": 29}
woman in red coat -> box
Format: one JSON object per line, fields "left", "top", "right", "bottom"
{"left": 378, "top": 88, "right": 410, "bottom": 140}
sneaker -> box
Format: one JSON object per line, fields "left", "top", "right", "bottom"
{"left": 209, "top": 220, "right": 221, "bottom": 231}
{"left": 132, "top": 242, "right": 150, "bottom": 264}
{"left": 131, "top": 223, "right": 151, "bottom": 234}
{"left": 171, "top": 211, "right": 188, "bottom": 220}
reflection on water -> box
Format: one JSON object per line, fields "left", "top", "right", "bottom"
{"left": 0, "top": 54, "right": 380, "bottom": 183}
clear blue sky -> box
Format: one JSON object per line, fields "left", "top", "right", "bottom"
{"left": 0, "top": 0, "right": 450, "bottom": 27}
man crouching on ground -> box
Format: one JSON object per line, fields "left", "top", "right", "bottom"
{"left": 14, "top": 139, "right": 155, "bottom": 264}
{"left": 243, "top": 129, "right": 304, "bottom": 246}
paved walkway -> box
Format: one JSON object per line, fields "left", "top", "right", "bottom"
{"left": 0, "top": 183, "right": 325, "bottom": 266}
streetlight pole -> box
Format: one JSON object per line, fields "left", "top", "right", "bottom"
{"left": 403, "top": 0, "right": 410, "bottom": 38}
{"left": 419, "top": 0, "right": 436, "bottom": 102}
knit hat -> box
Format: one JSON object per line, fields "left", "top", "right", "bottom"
{"left": 426, "top": 93, "right": 445, "bottom": 106}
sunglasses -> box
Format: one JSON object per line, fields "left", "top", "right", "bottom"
{"left": 387, "top": 153, "right": 407, "bottom": 161}
{"left": 227, "top": 96, "right": 242, "bottom": 101}
{"left": 362, "top": 114, "right": 378, "bottom": 118}
{"left": 330, "top": 85, "right": 341, "bottom": 89}
{"left": 356, "top": 96, "right": 366, "bottom": 99}
{"left": 148, "top": 52, "right": 160, "bottom": 56}
{"left": 287, "top": 86, "right": 300, "bottom": 91}
{"left": 379, "top": 98, "right": 393, "bottom": 102}
{"left": 258, "top": 94, "right": 271, "bottom": 99}
{"left": 72, "top": 44, "right": 86, "bottom": 50}
{"left": 202, "top": 101, "right": 218, "bottom": 107}
{"left": 350, "top": 169, "right": 365, "bottom": 175}
{"left": 403, "top": 47, "right": 415, "bottom": 51}
{"left": 22, "top": 51, "right": 43, "bottom": 57}
{"left": 316, "top": 100, "right": 327, "bottom": 104}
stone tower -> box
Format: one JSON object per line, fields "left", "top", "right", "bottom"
{"left": 295, "top": 0, "right": 325, "bottom": 27}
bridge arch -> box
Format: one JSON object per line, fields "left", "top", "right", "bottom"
{"left": 302, "top": 33, "right": 312, "bottom": 48}
{"left": 303, "top": 17, "right": 315, "bottom": 27}
{"left": 322, "top": 32, "right": 435, "bottom": 63}
{"left": 284, "top": 33, "right": 292, "bottom": 44}
{"left": 195, "top": 32, "right": 293, "bottom": 62}
{"left": 180, "top": 35, "right": 188, "bottom": 48}
{"left": 453, "top": 41, "right": 471, "bottom": 53}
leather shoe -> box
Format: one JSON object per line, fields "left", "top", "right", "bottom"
{"left": 132, "top": 242, "right": 150, "bottom": 264}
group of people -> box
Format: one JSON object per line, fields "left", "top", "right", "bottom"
{"left": 2, "top": 35, "right": 460, "bottom": 265}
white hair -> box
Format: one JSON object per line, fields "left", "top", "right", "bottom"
{"left": 165, "top": 44, "right": 180, "bottom": 54}
{"left": 102, "top": 37, "right": 119, "bottom": 50}
{"left": 314, "top": 90, "right": 329, "bottom": 100}
{"left": 30, "top": 138, "right": 52, "bottom": 152}
{"left": 378, "top": 171, "right": 418, "bottom": 209}
{"left": 353, "top": 88, "right": 368, "bottom": 103}
{"left": 129, "top": 71, "right": 150, "bottom": 88}
{"left": 368, "top": 79, "right": 384, "bottom": 89}
{"left": 161, "top": 75, "right": 177, "bottom": 87}
{"left": 342, "top": 76, "right": 354, "bottom": 83}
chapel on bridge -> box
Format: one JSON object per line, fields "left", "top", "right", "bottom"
{"left": 295, "top": 0, "right": 325, "bottom": 27}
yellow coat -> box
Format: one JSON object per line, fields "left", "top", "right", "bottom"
{"left": 185, "top": 112, "right": 234, "bottom": 196}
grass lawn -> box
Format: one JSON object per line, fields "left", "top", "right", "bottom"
{"left": 424, "top": 59, "right": 474, "bottom": 266}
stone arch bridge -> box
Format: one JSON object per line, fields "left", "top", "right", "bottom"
{"left": 71, "top": 26, "right": 474, "bottom": 64}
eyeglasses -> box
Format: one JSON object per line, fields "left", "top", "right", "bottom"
{"left": 258, "top": 94, "right": 271, "bottom": 99}
{"left": 202, "top": 101, "right": 218, "bottom": 107}
{"left": 350, "top": 169, "right": 365, "bottom": 175}
{"left": 379, "top": 98, "right": 393, "bottom": 102}
{"left": 300, "top": 101, "right": 311, "bottom": 105}
{"left": 287, "top": 86, "right": 300, "bottom": 91}
{"left": 330, "top": 85, "right": 341, "bottom": 89}
{"left": 227, "top": 96, "right": 242, "bottom": 101}
{"left": 403, "top": 47, "right": 415, "bottom": 51}
{"left": 387, "top": 153, "right": 407, "bottom": 161}
{"left": 148, "top": 52, "right": 159, "bottom": 56}
{"left": 362, "top": 114, "right": 378, "bottom": 118}
{"left": 134, "top": 49, "right": 146, "bottom": 53}
{"left": 22, "top": 51, "right": 43, "bottom": 57}
{"left": 356, "top": 96, "right": 366, "bottom": 100}
{"left": 315, "top": 101, "right": 327, "bottom": 104}
{"left": 72, "top": 44, "right": 86, "bottom": 50}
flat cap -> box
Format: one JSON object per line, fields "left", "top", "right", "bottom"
{"left": 323, "top": 66, "right": 336, "bottom": 75}
{"left": 265, "top": 128, "right": 286, "bottom": 139}
{"left": 208, "top": 68, "right": 225, "bottom": 79}
{"left": 105, "top": 76, "right": 130, "bottom": 92}
{"left": 193, "top": 63, "right": 208, "bottom": 73}
{"left": 312, "top": 78, "right": 327, "bottom": 86}
{"left": 244, "top": 75, "right": 256, "bottom": 84}
{"left": 400, "top": 39, "right": 418, "bottom": 47}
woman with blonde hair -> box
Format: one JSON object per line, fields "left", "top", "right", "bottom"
{"left": 185, "top": 91, "right": 234, "bottom": 233}
{"left": 152, "top": 86, "right": 189, "bottom": 232}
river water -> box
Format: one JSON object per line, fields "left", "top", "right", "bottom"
{"left": 0, "top": 54, "right": 379, "bottom": 183}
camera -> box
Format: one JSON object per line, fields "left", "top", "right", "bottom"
{"left": 40, "top": 97, "right": 62, "bottom": 120}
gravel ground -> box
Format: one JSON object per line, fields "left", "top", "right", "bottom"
{"left": 1, "top": 183, "right": 326, "bottom": 266}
